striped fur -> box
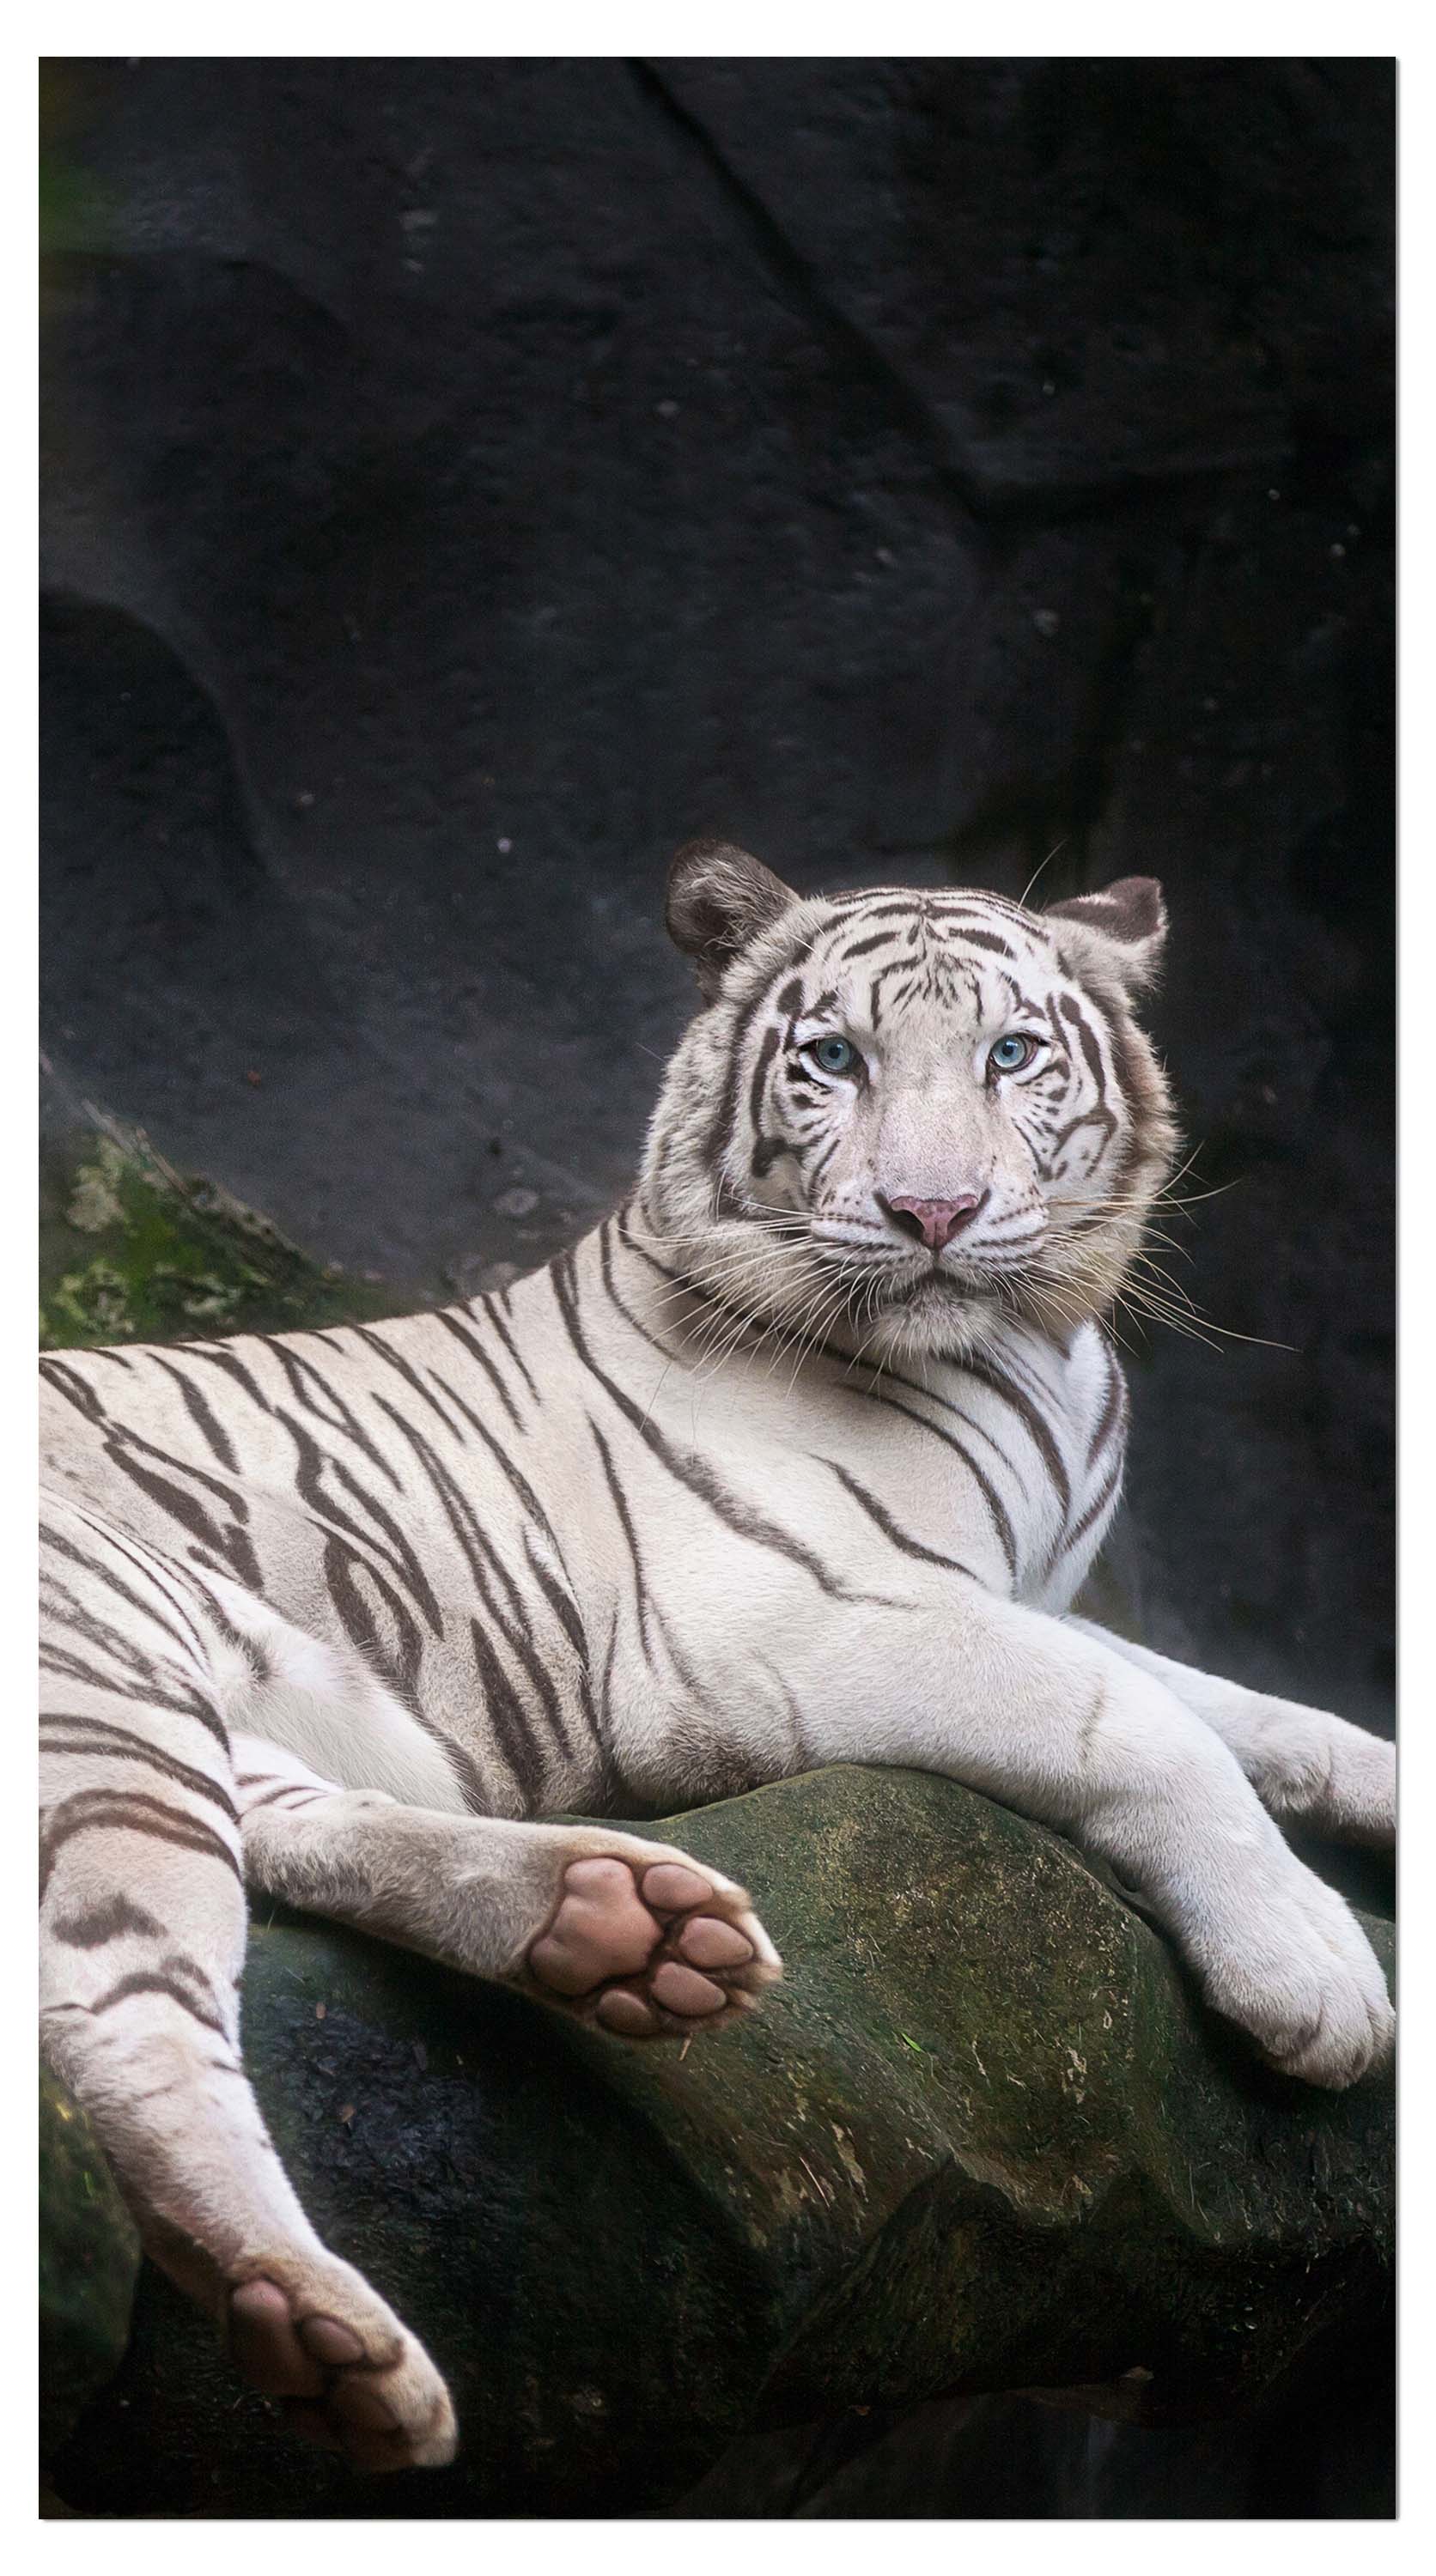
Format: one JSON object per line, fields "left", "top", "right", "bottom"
{"left": 39, "top": 856, "right": 1394, "bottom": 2468}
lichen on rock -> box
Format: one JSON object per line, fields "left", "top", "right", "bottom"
{"left": 40, "top": 1085, "right": 395, "bottom": 1352}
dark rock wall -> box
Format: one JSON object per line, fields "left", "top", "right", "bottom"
{"left": 40, "top": 56, "right": 1391, "bottom": 1802}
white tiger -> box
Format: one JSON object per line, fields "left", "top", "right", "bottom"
{"left": 40, "top": 842, "right": 1395, "bottom": 2470}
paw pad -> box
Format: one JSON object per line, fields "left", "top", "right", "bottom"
{"left": 524, "top": 1846, "right": 779, "bottom": 2040}
{"left": 227, "top": 2273, "right": 456, "bottom": 2470}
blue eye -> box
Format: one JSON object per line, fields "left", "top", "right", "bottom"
{"left": 989, "top": 1034, "right": 1036, "bottom": 1075}
{"left": 808, "top": 1035, "right": 859, "bottom": 1077}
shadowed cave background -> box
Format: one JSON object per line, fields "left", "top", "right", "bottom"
{"left": 40, "top": 57, "right": 1394, "bottom": 2516}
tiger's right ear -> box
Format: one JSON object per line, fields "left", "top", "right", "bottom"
{"left": 666, "top": 839, "right": 800, "bottom": 1000}
{"left": 1044, "top": 876, "right": 1168, "bottom": 1002}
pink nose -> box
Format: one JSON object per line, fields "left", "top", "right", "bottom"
{"left": 879, "top": 1192, "right": 985, "bottom": 1252}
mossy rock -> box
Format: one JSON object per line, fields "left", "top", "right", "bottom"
{"left": 45, "top": 1766, "right": 1393, "bottom": 2518}
{"left": 40, "top": 1073, "right": 396, "bottom": 1351}
{"left": 40, "top": 2068, "right": 142, "bottom": 2464}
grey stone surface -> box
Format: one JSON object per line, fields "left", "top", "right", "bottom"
{"left": 45, "top": 1767, "right": 1393, "bottom": 2518}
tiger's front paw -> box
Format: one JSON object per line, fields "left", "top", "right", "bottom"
{"left": 1244, "top": 1701, "right": 1395, "bottom": 1848}
{"left": 1193, "top": 1854, "right": 1393, "bottom": 2090}
{"left": 514, "top": 1832, "right": 782, "bottom": 2040}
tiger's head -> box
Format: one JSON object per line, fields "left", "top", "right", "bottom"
{"left": 639, "top": 840, "right": 1179, "bottom": 1366}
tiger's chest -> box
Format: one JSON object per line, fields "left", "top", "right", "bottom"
{"left": 598, "top": 1315, "right": 1129, "bottom": 1649}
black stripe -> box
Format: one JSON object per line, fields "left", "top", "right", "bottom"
{"left": 614, "top": 1201, "right": 691, "bottom": 1286}
{"left": 1086, "top": 1340, "right": 1127, "bottom": 1470}
{"left": 320, "top": 1527, "right": 429, "bottom": 1704}
{"left": 483, "top": 1297, "right": 542, "bottom": 1402}
{"left": 1102, "top": 1012, "right": 1158, "bottom": 1192}
{"left": 747, "top": 1024, "right": 781, "bottom": 1164}
{"left": 40, "top": 1649, "right": 224, "bottom": 1729}
{"left": 551, "top": 1253, "right": 906, "bottom": 1608}
{"left": 39, "top": 1713, "right": 239, "bottom": 1820}
{"left": 520, "top": 1530, "right": 587, "bottom": 1665}
{"left": 312, "top": 1525, "right": 490, "bottom": 1813}
{"left": 40, "top": 1359, "right": 106, "bottom": 1424}
{"left": 40, "top": 1570, "right": 203, "bottom": 1698}
{"left": 432, "top": 1307, "right": 526, "bottom": 1431}
{"left": 948, "top": 893, "right": 1037, "bottom": 924}
{"left": 60, "top": 1508, "right": 221, "bottom": 1676}
{"left": 370, "top": 1394, "right": 523, "bottom": 1620}
{"left": 149, "top": 1356, "right": 241, "bottom": 1474}
{"left": 837, "top": 927, "right": 903, "bottom": 962}
{"left": 273, "top": 1406, "right": 447, "bottom": 1636}
{"left": 846, "top": 1383, "right": 1019, "bottom": 1579}
{"left": 590, "top": 1419, "right": 657, "bottom": 1662}
{"left": 266, "top": 1342, "right": 405, "bottom": 1491}
{"left": 49, "top": 1892, "right": 164, "bottom": 1947}
{"left": 371, "top": 1396, "right": 577, "bottom": 1759}
{"left": 589, "top": 1421, "right": 709, "bottom": 1698}
{"left": 963, "top": 1351, "right": 1072, "bottom": 1517}
{"left": 597, "top": 1217, "right": 678, "bottom": 1360}
{"left": 184, "top": 1340, "right": 277, "bottom": 1413}
{"left": 599, "top": 1617, "right": 620, "bottom": 1738}
{"left": 351, "top": 1327, "right": 467, "bottom": 1440}
{"left": 808, "top": 1133, "right": 843, "bottom": 1188}
{"left": 828, "top": 896, "right": 926, "bottom": 924}
{"left": 1058, "top": 988, "right": 1109, "bottom": 1096}
{"left": 40, "top": 1789, "right": 242, "bottom": 1899}
{"left": 1060, "top": 1452, "right": 1125, "bottom": 1558}
{"left": 704, "top": 923, "right": 827, "bottom": 1173}
{"left": 705, "top": 983, "right": 773, "bottom": 1174}
{"left": 520, "top": 1524, "right": 606, "bottom": 1760}
{"left": 467, "top": 1616, "right": 545, "bottom": 1801}
{"left": 433, "top": 1381, "right": 576, "bottom": 1583}
{"left": 824, "top": 1462, "right": 980, "bottom": 1577}
{"left": 952, "top": 927, "right": 1017, "bottom": 960}
{"left": 41, "top": 1516, "right": 217, "bottom": 1680}
{"left": 86, "top": 1966, "right": 228, "bottom": 2037}
{"left": 98, "top": 1429, "right": 262, "bottom": 1592}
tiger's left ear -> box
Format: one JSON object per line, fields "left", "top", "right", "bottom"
{"left": 666, "top": 838, "right": 800, "bottom": 1000}
{"left": 1044, "top": 875, "right": 1167, "bottom": 1001}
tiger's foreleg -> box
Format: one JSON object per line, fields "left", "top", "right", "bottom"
{"left": 234, "top": 1735, "right": 782, "bottom": 2040}
{"left": 1064, "top": 1617, "right": 1395, "bottom": 1846}
{"left": 792, "top": 1587, "right": 1392, "bottom": 2089}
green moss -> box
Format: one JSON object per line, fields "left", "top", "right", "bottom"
{"left": 40, "top": 1127, "right": 396, "bottom": 1351}
{"left": 40, "top": 2067, "right": 141, "bottom": 2464}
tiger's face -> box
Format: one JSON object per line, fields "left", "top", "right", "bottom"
{"left": 642, "top": 841, "right": 1178, "bottom": 1365}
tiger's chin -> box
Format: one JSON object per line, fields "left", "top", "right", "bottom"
{"left": 826, "top": 1266, "right": 1007, "bottom": 1370}
{"left": 855, "top": 1246, "right": 1124, "bottom": 1369}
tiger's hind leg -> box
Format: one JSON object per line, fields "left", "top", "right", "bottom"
{"left": 39, "top": 1507, "right": 457, "bottom": 2470}
{"left": 235, "top": 1735, "right": 782, "bottom": 2038}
